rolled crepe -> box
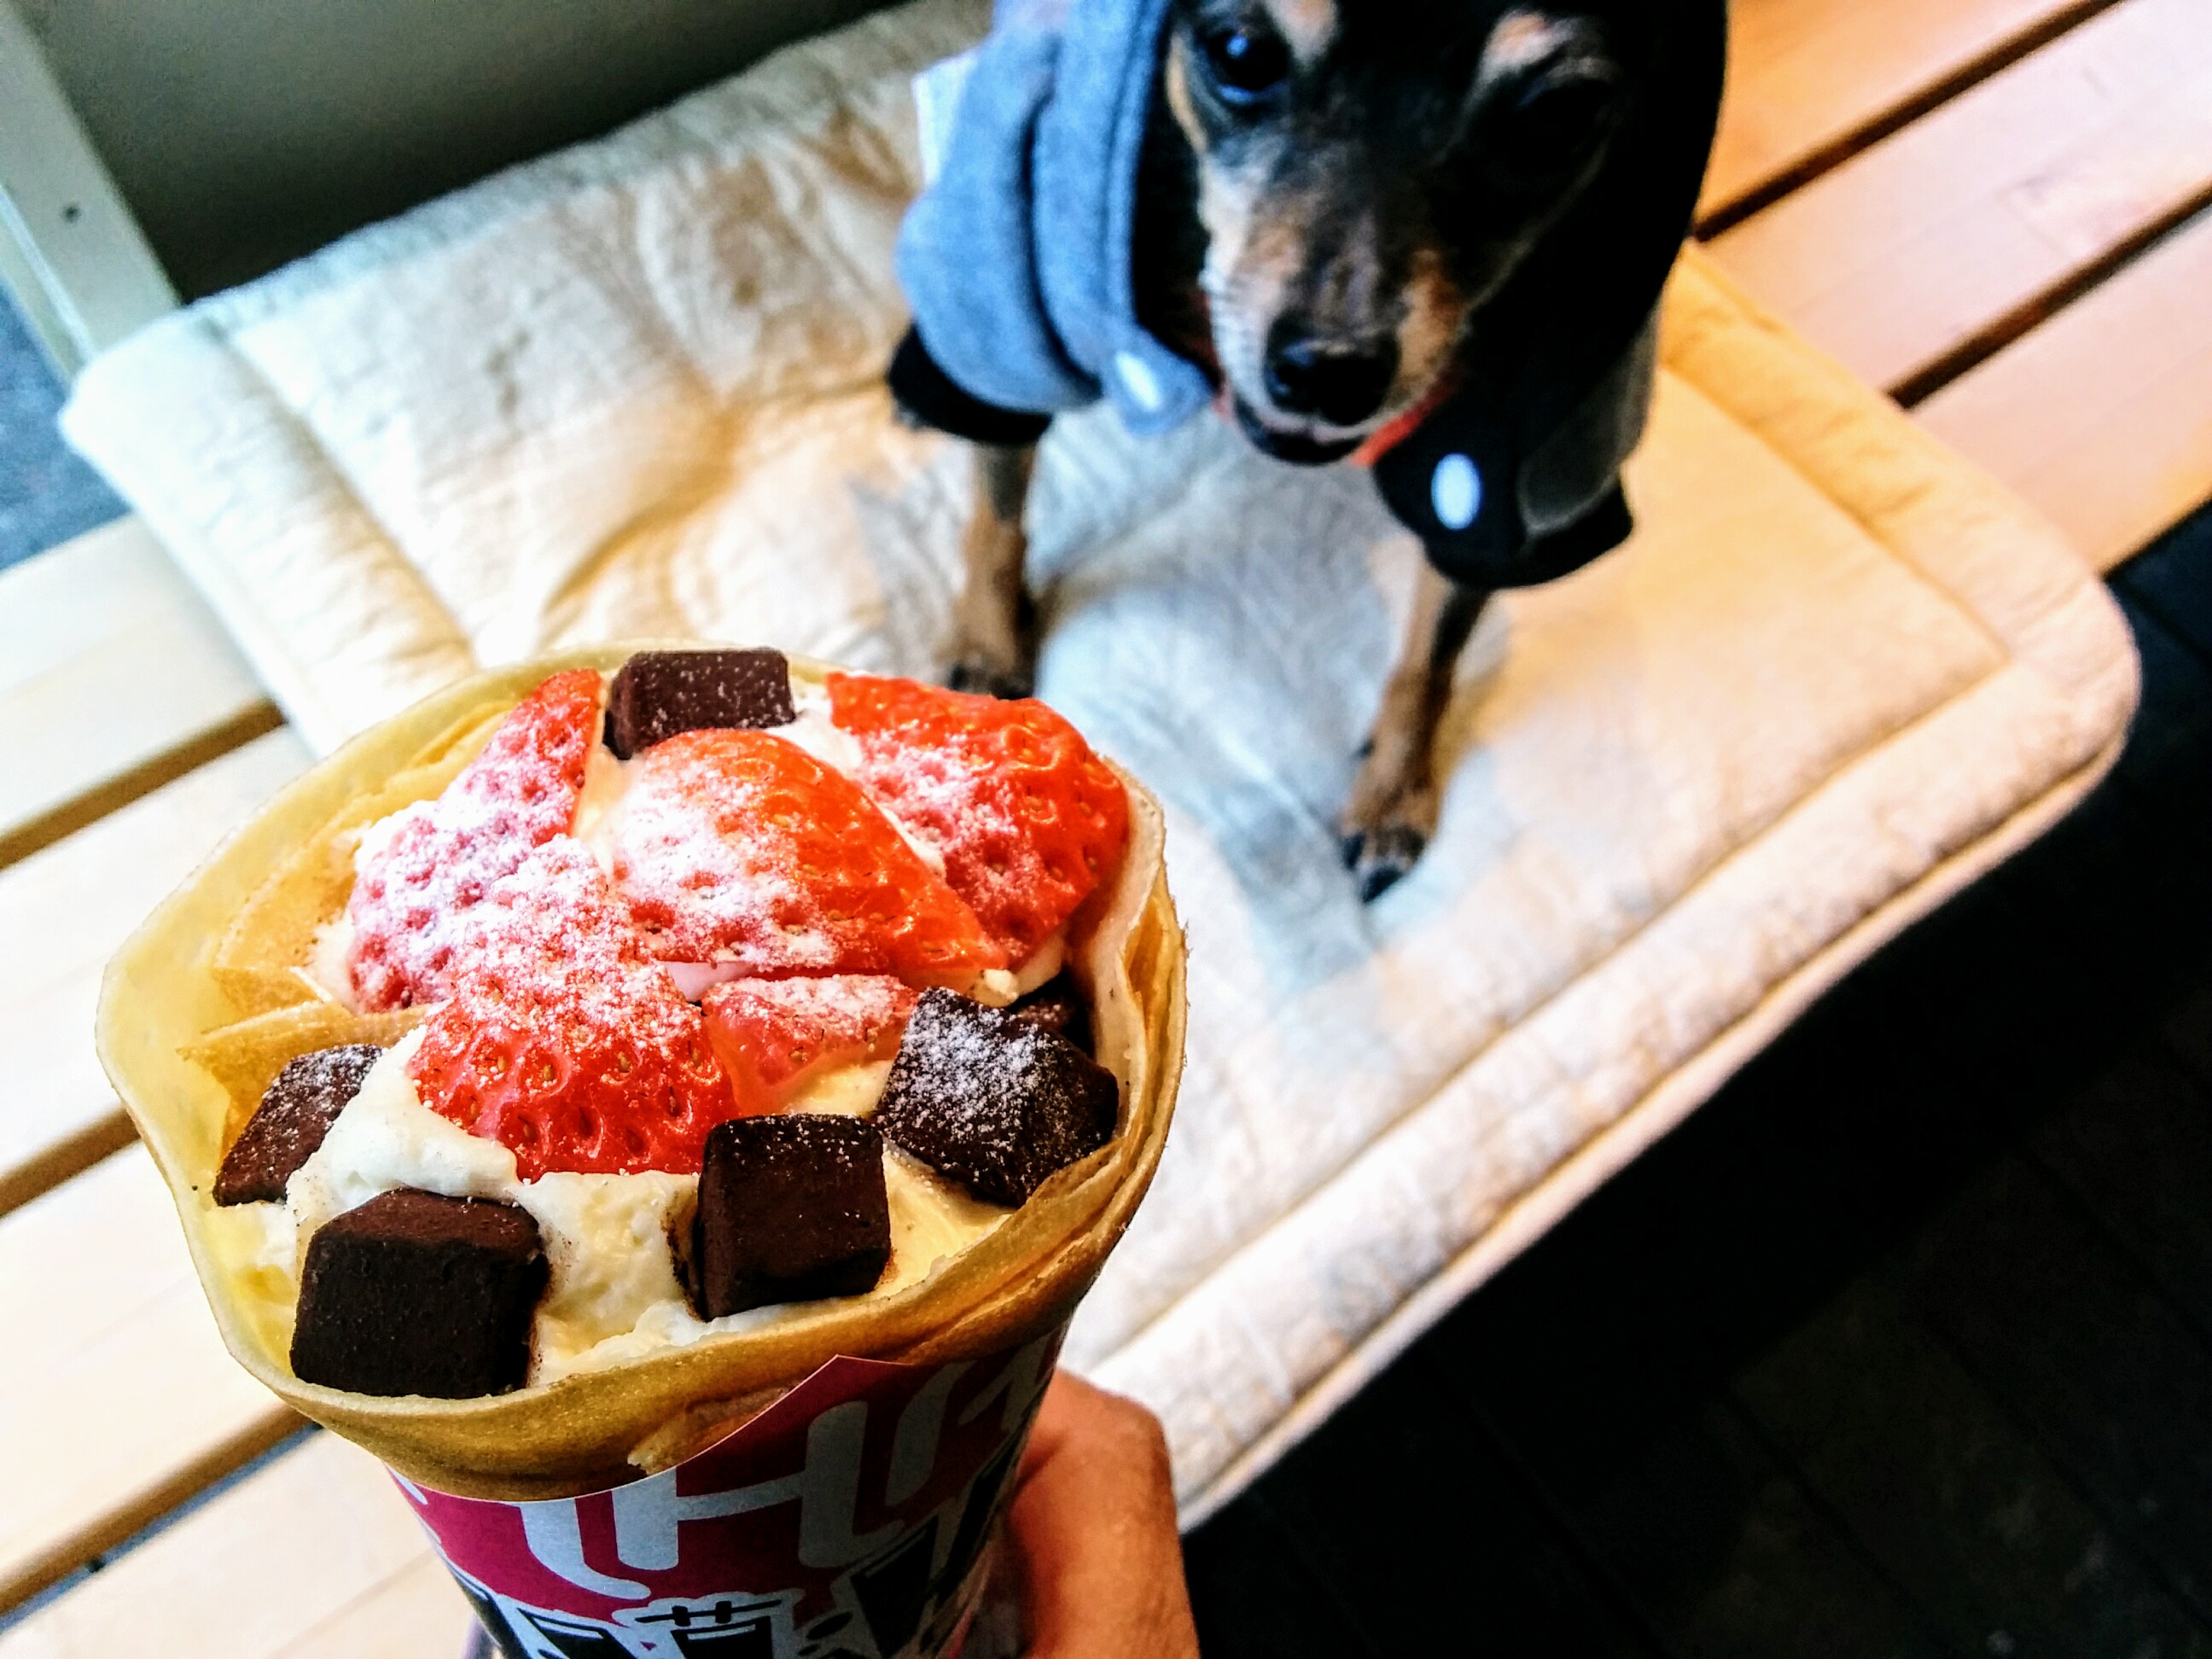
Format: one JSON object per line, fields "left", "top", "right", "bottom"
{"left": 100, "top": 644, "right": 1185, "bottom": 1500}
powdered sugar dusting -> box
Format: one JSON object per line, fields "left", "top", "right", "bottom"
{"left": 728, "top": 974, "right": 916, "bottom": 1027}
{"left": 610, "top": 728, "right": 1004, "bottom": 983}
{"left": 890, "top": 1003, "right": 1027, "bottom": 1161}
{"left": 875, "top": 988, "right": 1119, "bottom": 1204}
{"left": 824, "top": 673, "right": 1129, "bottom": 963}
{"left": 347, "top": 670, "right": 603, "bottom": 1010}
{"left": 407, "top": 838, "right": 744, "bottom": 1178}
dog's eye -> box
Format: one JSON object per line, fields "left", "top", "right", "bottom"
{"left": 1200, "top": 26, "right": 1290, "bottom": 104}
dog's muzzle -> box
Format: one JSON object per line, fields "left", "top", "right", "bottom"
{"left": 1231, "top": 399, "right": 1367, "bottom": 466}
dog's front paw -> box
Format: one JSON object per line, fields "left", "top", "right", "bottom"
{"left": 1337, "top": 772, "right": 1441, "bottom": 902}
{"left": 946, "top": 656, "right": 1036, "bottom": 701}
{"left": 1339, "top": 819, "right": 1429, "bottom": 903}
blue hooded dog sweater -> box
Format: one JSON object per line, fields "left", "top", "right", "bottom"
{"left": 889, "top": 0, "right": 1726, "bottom": 591}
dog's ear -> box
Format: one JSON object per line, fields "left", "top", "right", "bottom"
{"left": 1462, "top": 10, "right": 1628, "bottom": 189}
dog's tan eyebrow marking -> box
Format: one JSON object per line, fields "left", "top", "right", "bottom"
{"left": 1259, "top": 0, "right": 1337, "bottom": 63}
{"left": 1165, "top": 39, "right": 1208, "bottom": 148}
{"left": 1481, "top": 9, "right": 1577, "bottom": 79}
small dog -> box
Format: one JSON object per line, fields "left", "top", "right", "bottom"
{"left": 892, "top": 0, "right": 1725, "bottom": 897}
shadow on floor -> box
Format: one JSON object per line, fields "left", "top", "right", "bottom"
{"left": 1186, "top": 499, "right": 2212, "bottom": 1659}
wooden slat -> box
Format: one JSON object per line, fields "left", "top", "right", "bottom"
{"left": 1703, "top": 0, "right": 2122, "bottom": 228}
{"left": 0, "top": 729, "right": 310, "bottom": 1215}
{"left": 1708, "top": 0, "right": 2212, "bottom": 402}
{"left": 1917, "top": 207, "right": 2212, "bottom": 570}
{"left": 0, "top": 1144, "right": 298, "bottom": 1611}
{"left": 0, "top": 1434, "right": 472, "bottom": 1659}
{"left": 0, "top": 516, "right": 279, "bottom": 871}
{"left": 280, "top": 1556, "right": 478, "bottom": 1659}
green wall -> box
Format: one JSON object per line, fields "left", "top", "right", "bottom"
{"left": 20, "top": 0, "right": 893, "bottom": 297}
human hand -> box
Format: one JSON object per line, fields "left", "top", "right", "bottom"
{"left": 998, "top": 1371, "right": 1201, "bottom": 1659}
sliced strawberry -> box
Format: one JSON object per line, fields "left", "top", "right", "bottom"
{"left": 407, "top": 839, "right": 751, "bottom": 1179}
{"left": 701, "top": 975, "right": 919, "bottom": 1109}
{"left": 349, "top": 669, "right": 602, "bottom": 1011}
{"left": 611, "top": 729, "right": 1006, "bottom": 985}
{"left": 824, "top": 673, "right": 1129, "bottom": 962}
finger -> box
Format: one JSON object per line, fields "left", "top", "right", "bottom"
{"left": 1006, "top": 1373, "right": 1200, "bottom": 1659}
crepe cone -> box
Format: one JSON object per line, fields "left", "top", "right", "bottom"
{"left": 99, "top": 645, "right": 1185, "bottom": 1505}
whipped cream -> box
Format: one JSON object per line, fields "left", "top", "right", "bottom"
{"left": 786, "top": 1057, "right": 895, "bottom": 1116}
{"left": 242, "top": 1032, "right": 1005, "bottom": 1386}
{"left": 306, "top": 911, "right": 360, "bottom": 1014}
{"left": 569, "top": 737, "right": 631, "bottom": 877}
{"left": 781, "top": 678, "right": 870, "bottom": 795}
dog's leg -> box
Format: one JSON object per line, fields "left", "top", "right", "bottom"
{"left": 1340, "top": 567, "right": 1491, "bottom": 900}
{"left": 948, "top": 440, "right": 1040, "bottom": 700}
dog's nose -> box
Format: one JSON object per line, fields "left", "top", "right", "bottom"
{"left": 1262, "top": 328, "right": 1400, "bottom": 428}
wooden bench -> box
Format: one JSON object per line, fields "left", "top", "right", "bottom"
{"left": 3, "top": 0, "right": 2209, "bottom": 1648}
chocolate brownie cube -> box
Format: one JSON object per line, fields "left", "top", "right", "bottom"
{"left": 876, "top": 990, "right": 1118, "bottom": 1206}
{"left": 291, "top": 1189, "right": 547, "bottom": 1398}
{"left": 214, "top": 1044, "right": 382, "bottom": 1206}
{"left": 1006, "top": 972, "right": 1092, "bottom": 1055}
{"left": 603, "top": 648, "right": 795, "bottom": 758}
{"left": 691, "top": 1115, "right": 892, "bottom": 1318}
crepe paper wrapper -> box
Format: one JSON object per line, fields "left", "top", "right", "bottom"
{"left": 411, "top": 1331, "right": 1063, "bottom": 1659}
{"left": 100, "top": 643, "right": 1185, "bottom": 1501}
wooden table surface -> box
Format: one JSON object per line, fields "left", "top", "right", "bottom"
{"left": 2, "top": 0, "right": 2209, "bottom": 1650}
